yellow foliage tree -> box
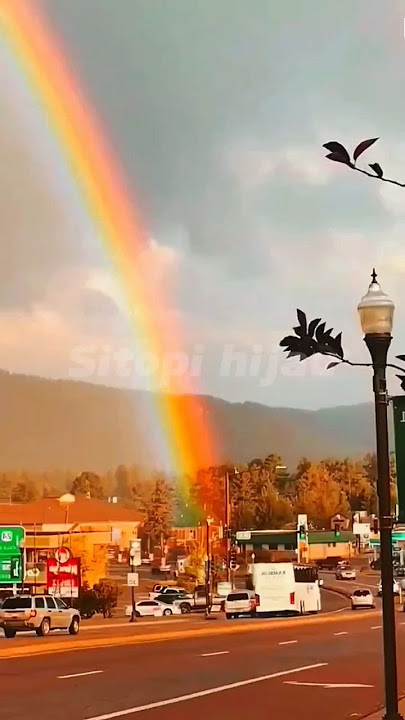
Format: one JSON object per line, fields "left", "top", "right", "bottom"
{"left": 296, "top": 462, "right": 350, "bottom": 528}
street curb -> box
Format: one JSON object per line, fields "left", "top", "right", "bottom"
{"left": 0, "top": 607, "right": 381, "bottom": 661}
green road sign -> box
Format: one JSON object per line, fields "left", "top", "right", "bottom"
{"left": 0, "top": 526, "right": 25, "bottom": 584}
{"left": 393, "top": 397, "right": 405, "bottom": 523}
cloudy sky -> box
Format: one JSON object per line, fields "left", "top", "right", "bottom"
{"left": 1, "top": 0, "right": 405, "bottom": 409}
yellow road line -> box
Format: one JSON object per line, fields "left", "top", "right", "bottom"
{"left": 0, "top": 609, "right": 381, "bottom": 661}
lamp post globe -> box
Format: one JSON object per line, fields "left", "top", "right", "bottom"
{"left": 357, "top": 268, "right": 394, "bottom": 337}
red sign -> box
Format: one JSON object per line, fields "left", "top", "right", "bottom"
{"left": 46, "top": 547, "right": 81, "bottom": 598}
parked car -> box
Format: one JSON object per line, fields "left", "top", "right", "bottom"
{"left": 149, "top": 586, "right": 191, "bottom": 600}
{"left": 0, "top": 595, "right": 80, "bottom": 638}
{"left": 351, "top": 589, "right": 375, "bottom": 610}
{"left": 224, "top": 590, "right": 257, "bottom": 619}
{"left": 378, "top": 579, "right": 400, "bottom": 596}
{"left": 335, "top": 566, "right": 356, "bottom": 580}
{"left": 125, "top": 598, "right": 182, "bottom": 617}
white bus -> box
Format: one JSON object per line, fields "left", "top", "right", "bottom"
{"left": 247, "top": 562, "right": 321, "bottom": 615}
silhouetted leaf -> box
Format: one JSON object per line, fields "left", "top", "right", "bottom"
{"left": 323, "top": 142, "right": 351, "bottom": 165}
{"left": 296, "top": 309, "right": 307, "bottom": 334}
{"left": 353, "top": 138, "right": 379, "bottom": 162}
{"left": 293, "top": 325, "right": 306, "bottom": 338}
{"left": 369, "top": 163, "right": 383, "bottom": 179}
{"left": 308, "top": 318, "right": 321, "bottom": 338}
{"left": 327, "top": 362, "right": 340, "bottom": 370}
{"left": 280, "top": 335, "right": 300, "bottom": 348}
{"left": 332, "top": 332, "right": 344, "bottom": 359}
{"left": 315, "top": 322, "right": 326, "bottom": 342}
{"left": 326, "top": 152, "right": 352, "bottom": 166}
{"left": 397, "top": 355, "right": 405, "bottom": 363}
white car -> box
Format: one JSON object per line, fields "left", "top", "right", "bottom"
{"left": 351, "top": 589, "right": 375, "bottom": 610}
{"left": 378, "top": 579, "right": 400, "bottom": 596}
{"left": 125, "top": 599, "right": 182, "bottom": 617}
{"left": 225, "top": 590, "right": 257, "bottom": 619}
{"left": 335, "top": 567, "right": 356, "bottom": 580}
{"left": 149, "top": 586, "right": 191, "bottom": 600}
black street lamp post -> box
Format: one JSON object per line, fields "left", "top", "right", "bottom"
{"left": 358, "top": 273, "right": 401, "bottom": 720}
{"left": 280, "top": 270, "right": 404, "bottom": 720}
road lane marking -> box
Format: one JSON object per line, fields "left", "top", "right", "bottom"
{"left": 2, "top": 609, "right": 382, "bottom": 661}
{"left": 334, "top": 631, "right": 348, "bottom": 636}
{"left": 83, "top": 663, "right": 328, "bottom": 719}
{"left": 279, "top": 640, "right": 297, "bottom": 645}
{"left": 284, "top": 681, "right": 373, "bottom": 689}
{"left": 200, "top": 651, "right": 229, "bottom": 657}
{"left": 371, "top": 625, "right": 382, "bottom": 630}
{"left": 58, "top": 670, "right": 104, "bottom": 680}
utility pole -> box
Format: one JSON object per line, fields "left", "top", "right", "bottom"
{"left": 205, "top": 517, "right": 213, "bottom": 617}
{"left": 225, "top": 471, "right": 231, "bottom": 583}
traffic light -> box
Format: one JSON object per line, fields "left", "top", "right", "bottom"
{"left": 334, "top": 523, "right": 341, "bottom": 538}
{"left": 299, "top": 525, "right": 306, "bottom": 541}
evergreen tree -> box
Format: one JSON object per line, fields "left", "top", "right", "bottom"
{"left": 71, "top": 471, "right": 105, "bottom": 499}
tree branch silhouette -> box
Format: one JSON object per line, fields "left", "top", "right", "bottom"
{"left": 280, "top": 310, "right": 405, "bottom": 391}
{"left": 323, "top": 138, "right": 405, "bottom": 188}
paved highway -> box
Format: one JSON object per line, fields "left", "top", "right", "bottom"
{"left": 2, "top": 598, "right": 404, "bottom": 720}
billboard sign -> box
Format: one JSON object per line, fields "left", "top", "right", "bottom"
{"left": 46, "top": 547, "right": 81, "bottom": 598}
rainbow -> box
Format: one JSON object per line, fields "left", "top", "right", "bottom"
{"left": 0, "top": 0, "right": 217, "bottom": 477}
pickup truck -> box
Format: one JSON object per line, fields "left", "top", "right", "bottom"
{"left": 315, "top": 557, "right": 346, "bottom": 571}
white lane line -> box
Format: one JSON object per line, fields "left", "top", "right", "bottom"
{"left": 333, "top": 631, "right": 348, "bottom": 636}
{"left": 83, "top": 620, "right": 186, "bottom": 632}
{"left": 285, "top": 681, "right": 373, "bottom": 689}
{"left": 371, "top": 625, "right": 382, "bottom": 630}
{"left": 58, "top": 670, "right": 104, "bottom": 680}
{"left": 200, "top": 651, "right": 229, "bottom": 657}
{"left": 279, "top": 640, "right": 298, "bottom": 645}
{"left": 83, "top": 663, "right": 328, "bottom": 720}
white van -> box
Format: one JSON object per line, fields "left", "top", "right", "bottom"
{"left": 224, "top": 589, "right": 257, "bottom": 619}
{"left": 249, "top": 563, "right": 321, "bottom": 615}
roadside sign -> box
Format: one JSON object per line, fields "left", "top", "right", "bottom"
{"left": 297, "top": 514, "right": 308, "bottom": 530}
{"left": 0, "top": 526, "right": 25, "bottom": 585}
{"left": 236, "top": 531, "right": 251, "bottom": 541}
{"left": 47, "top": 549, "right": 81, "bottom": 598}
{"left": 393, "top": 396, "right": 405, "bottom": 523}
{"left": 129, "top": 539, "right": 142, "bottom": 567}
{"left": 127, "top": 572, "right": 139, "bottom": 587}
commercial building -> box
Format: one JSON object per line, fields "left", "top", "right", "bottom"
{"left": 0, "top": 494, "right": 143, "bottom": 590}
{"left": 235, "top": 528, "right": 356, "bottom": 562}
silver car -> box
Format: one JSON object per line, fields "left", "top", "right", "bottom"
{"left": 0, "top": 594, "right": 80, "bottom": 638}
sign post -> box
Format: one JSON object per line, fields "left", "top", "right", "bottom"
{"left": 0, "top": 527, "right": 25, "bottom": 588}
{"left": 297, "top": 514, "right": 308, "bottom": 564}
{"left": 129, "top": 538, "right": 141, "bottom": 622}
{"left": 392, "top": 396, "right": 405, "bottom": 523}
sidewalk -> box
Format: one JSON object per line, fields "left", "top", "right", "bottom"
{"left": 362, "top": 697, "right": 405, "bottom": 719}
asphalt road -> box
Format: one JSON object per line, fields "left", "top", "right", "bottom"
{"left": 2, "top": 597, "right": 403, "bottom": 720}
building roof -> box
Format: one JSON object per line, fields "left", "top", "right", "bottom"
{"left": 236, "top": 529, "right": 356, "bottom": 546}
{"left": 0, "top": 497, "right": 143, "bottom": 527}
